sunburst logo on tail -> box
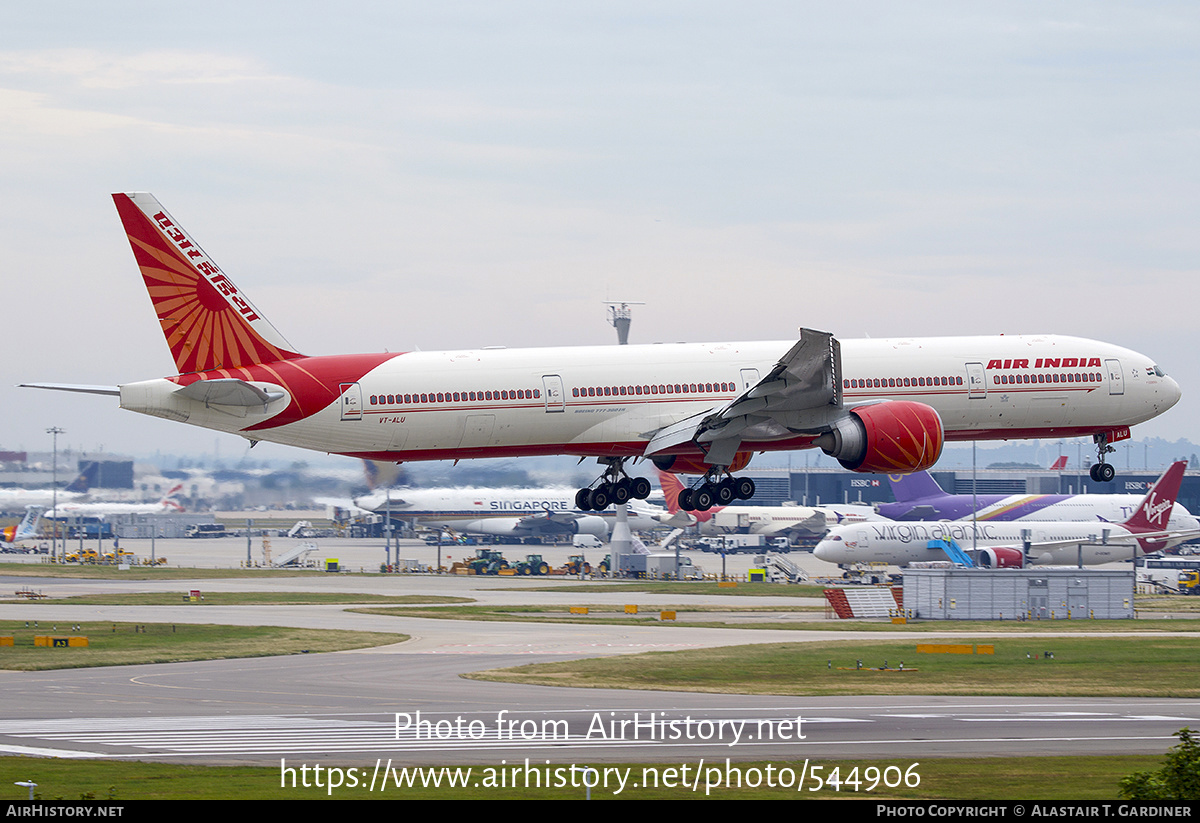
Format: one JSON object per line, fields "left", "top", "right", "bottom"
{"left": 113, "top": 193, "right": 301, "bottom": 375}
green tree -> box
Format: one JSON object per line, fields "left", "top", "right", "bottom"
{"left": 1120, "top": 728, "right": 1200, "bottom": 799}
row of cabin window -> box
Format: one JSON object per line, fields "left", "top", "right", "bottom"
{"left": 844, "top": 376, "right": 963, "bottom": 389}
{"left": 369, "top": 389, "right": 541, "bottom": 405}
{"left": 572, "top": 381, "right": 734, "bottom": 398}
{"left": 995, "top": 372, "right": 1100, "bottom": 385}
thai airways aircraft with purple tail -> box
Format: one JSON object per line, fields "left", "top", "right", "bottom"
{"left": 879, "top": 469, "right": 1199, "bottom": 535}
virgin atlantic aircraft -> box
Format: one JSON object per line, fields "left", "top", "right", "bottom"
{"left": 23, "top": 193, "right": 1182, "bottom": 510}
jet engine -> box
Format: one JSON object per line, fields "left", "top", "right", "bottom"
{"left": 651, "top": 451, "right": 753, "bottom": 475}
{"left": 974, "top": 547, "right": 1025, "bottom": 568}
{"left": 815, "top": 401, "right": 943, "bottom": 474}
{"left": 573, "top": 515, "right": 608, "bottom": 537}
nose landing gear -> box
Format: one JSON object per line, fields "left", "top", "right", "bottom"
{"left": 1089, "top": 433, "right": 1116, "bottom": 483}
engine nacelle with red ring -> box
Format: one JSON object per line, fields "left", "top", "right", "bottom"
{"left": 974, "top": 547, "right": 1026, "bottom": 568}
{"left": 651, "top": 451, "right": 753, "bottom": 476}
{"left": 815, "top": 401, "right": 943, "bottom": 474}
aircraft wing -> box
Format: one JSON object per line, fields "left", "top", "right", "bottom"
{"left": 1024, "top": 529, "right": 1200, "bottom": 552}
{"left": 513, "top": 511, "right": 597, "bottom": 535}
{"left": 644, "top": 328, "right": 842, "bottom": 465}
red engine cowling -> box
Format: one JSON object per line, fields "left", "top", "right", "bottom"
{"left": 815, "top": 401, "right": 943, "bottom": 474}
{"left": 651, "top": 451, "right": 753, "bottom": 475}
{"left": 975, "top": 547, "right": 1025, "bottom": 568}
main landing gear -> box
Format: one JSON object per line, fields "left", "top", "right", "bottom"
{"left": 576, "top": 458, "right": 652, "bottom": 511}
{"left": 1089, "top": 433, "right": 1116, "bottom": 483}
{"left": 677, "top": 470, "right": 755, "bottom": 512}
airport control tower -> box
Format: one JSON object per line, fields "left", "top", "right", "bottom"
{"left": 604, "top": 301, "right": 643, "bottom": 346}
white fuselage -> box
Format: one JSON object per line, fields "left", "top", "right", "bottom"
{"left": 814, "top": 519, "right": 1175, "bottom": 567}
{"left": 118, "top": 334, "right": 1180, "bottom": 463}
{"left": 354, "top": 487, "right": 665, "bottom": 538}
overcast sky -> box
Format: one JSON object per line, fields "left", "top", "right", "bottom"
{"left": 2, "top": 2, "right": 1196, "bottom": 467}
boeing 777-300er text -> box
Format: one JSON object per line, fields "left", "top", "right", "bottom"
{"left": 22, "top": 194, "right": 1182, "bottom": 511}
{"left": 815, "top": 461, "right": 1197, "bottom": 567}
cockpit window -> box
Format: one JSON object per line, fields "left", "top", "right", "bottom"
{"left": 1149, "top": 364, "right": 1167, "bottom": 377}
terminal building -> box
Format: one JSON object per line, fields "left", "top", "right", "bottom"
{"left": 732, "top": 465, "right": 1200, "bottom": 518}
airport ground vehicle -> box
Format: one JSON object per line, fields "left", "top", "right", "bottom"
{"left": 186, "top": 524, "right": 228, "bottom": 539}
{"left": 515, "top": 554, "right": 551, "bottom": 576}
{"left": 562, "top": 555, "right": 592, "bottom": 575}
{"left": 1177, "top": 570, "right": 1200, "bottom": 594}
{"left": 465, "top": 549, "right": 509, "bottom": 575}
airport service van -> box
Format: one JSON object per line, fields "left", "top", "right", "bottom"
{"left": 698, "top": 535, "right": 787, "bottom": 554}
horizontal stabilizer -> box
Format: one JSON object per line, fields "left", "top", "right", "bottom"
{"left": 19, "top": 383, "right": 120, "bottom": 396}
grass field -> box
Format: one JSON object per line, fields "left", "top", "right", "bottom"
{"left": 355, "top": 602, "right": 1200, "bottom": 632}
{"left": 19, "top": 592, "right": 472, "bottom": 606}
{"left": 467, "top": 635, "right": 1200, "bottom": 697}
{"left": 0, "top": 753, "right": 1171, "bottom": 800}
{"left": 0, "top": 621, "right": 407, "bottom": 670}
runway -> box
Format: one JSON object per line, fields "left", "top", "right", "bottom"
{"left": 1, "top": 548, "right": 1198, "bottom": 769}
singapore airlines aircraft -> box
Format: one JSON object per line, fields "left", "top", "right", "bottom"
{"left": 351, "top": 486, "right": 668, "bottom": 539}
{"left": 815, "top": 462, "right": 1196, "bottom": 568}
{"left": 23, "top": 194, "right": 1182, "bottom": 511}
{"left": 45, "top": 484, "right": 185, "bottom": 520}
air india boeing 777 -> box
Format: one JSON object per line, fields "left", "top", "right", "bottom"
{"left": 23, "top": 193, "right": 1182, "bottom": 510}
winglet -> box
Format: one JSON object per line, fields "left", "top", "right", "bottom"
{"left": 112, "top": 192, "right": 302, "bottom": 374}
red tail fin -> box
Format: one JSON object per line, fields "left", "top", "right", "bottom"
{"left": 112, "top": 193, "right": 301, "bottom": 374}
{"left": 655, "top": 469, "right": 685, "bottom": 514}
{"left": 1049, "top": 456, "right": 1068, "bottom": 470}
{"left": 1123, "top": 461, "right": 1187, "bottom": 533}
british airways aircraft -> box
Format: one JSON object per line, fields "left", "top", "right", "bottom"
{"left": 23, "top": 194, "right": 1182, "bottom": 511}
{"left": 45, "top": 484, "right": 185, "bottom": 520}
{"left": 879, "top": 471, "right": 1199, "bottom": 534}
{"left": 815, "top": 462, "right": 1197, "bottom": 567}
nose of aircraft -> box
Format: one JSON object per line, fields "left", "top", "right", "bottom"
{"left": 1164, "top": 375, "right": 1183, "bottom": 410}
{"left": 813, "top": 540, "right": 838, "bottom": 563}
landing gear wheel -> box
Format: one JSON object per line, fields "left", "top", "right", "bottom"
{"left": 612, "top": 480, "right": 631, "bottom": 505}
{"left": 1093, "top": 463, "right": 1115, "bottom": 483}
{"left": 692, "top": 486, "right": 715, "bottom": 511}
{"left": 590, "top": 486, "right": 611, "bottom": 510}
{"left": 734, "top": 477, "right": 756, "bottom": 500}
{"left": 678, "top": 488, "right": 695, "bottom": 511}
{"left": 630, "top": 477, "right": 652, "bottom": 500}
{"left": 715, "top": 478, "right": 737, "bottom": 506}
{"left": 576, "top": 488, "right": 594, "bottom": 511}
